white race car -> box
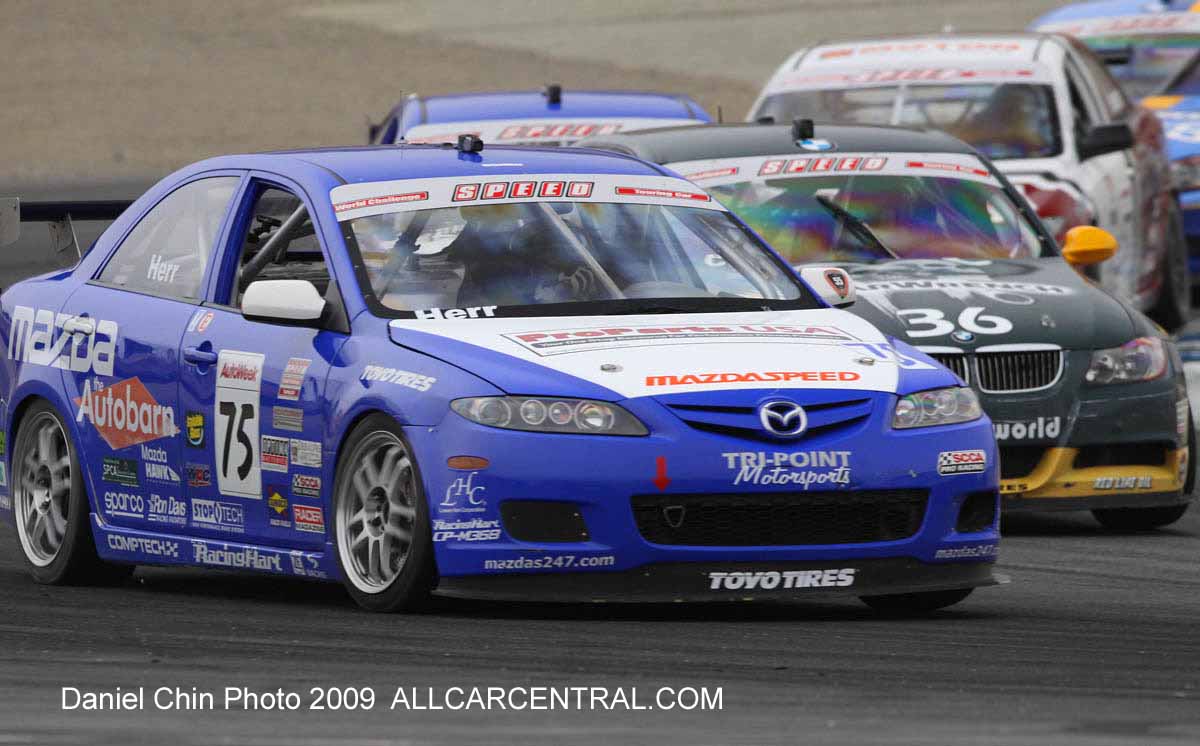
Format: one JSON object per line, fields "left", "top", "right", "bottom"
{"left": 748, "top": 33, "right": 1190, "bottom": 329}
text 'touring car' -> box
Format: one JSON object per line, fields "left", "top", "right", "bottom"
{"left": 0, "top": 138, "right": 1000, "bottom": 613}
{"left": 582, "top": 121, "right": 1194, "bottom": 529}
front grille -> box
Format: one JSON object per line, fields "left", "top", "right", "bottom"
{"left": 658, "top": 390, "right": 874, "bottom": 442}
{"left": 1000, "top": 446, "right": 1047, "bottom": 480}
{"left": 1074, "top": 442, "right": 1170, "bottom": 469}
{"left": 930, "top": 353, "right": 969, "bottom": 382}
{"left": 976, "top": 350, "right": 1062, "bottom": 392}
{"left": 631, "top": 490, "right": 928, "bottom": 546}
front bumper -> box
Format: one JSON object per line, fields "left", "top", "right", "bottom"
{"left": 435, "top": 557, "right": 1004, "bottom": 603}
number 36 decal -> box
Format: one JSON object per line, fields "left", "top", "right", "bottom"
{"left": 897, "top": 307, "right": 1013, "bottom": 338}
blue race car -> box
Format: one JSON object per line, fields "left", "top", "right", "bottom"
{"left": 1032, "top": 2, "right": 1200, "bottom": 279}
{"left": 369, "top": 84, "right": 711, "bottom": 146}
{"left": 0, "top": 139, "right": 1000, "bottom": 613}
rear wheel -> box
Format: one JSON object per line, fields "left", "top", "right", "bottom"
{"left": 1092, "top": 503, "right": 1189, "bottom": 531}
{"left": 11, "top": 401, "right": 132, "bottom": 585}
{"left": 859, "top": 588, "right": 973, "bottom": 615}
{"left": 333, "top": 414, "right": 436, "bottom": 612}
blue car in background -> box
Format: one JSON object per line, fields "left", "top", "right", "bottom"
{"left": 1033, "top": 1, "right": 1200, "bottom": 282}
{"left": 368, "top": 84, "right": 711, "bottom": 146}
{"left": 0, "top": 140, "right": 1000, "bottom": 614}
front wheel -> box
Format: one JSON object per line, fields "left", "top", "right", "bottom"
{"left": 11, "top": 400, "right": 132, "bottom": 585}
{"left": 1092, "top": 503, "right": 1189, "bottom": 531}
{"left": 859, "top": 588, "right": 973, "bottom": 615}
{"left": 333, "top": 414, "right": 436, "bottom": 612}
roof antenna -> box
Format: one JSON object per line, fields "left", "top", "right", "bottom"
{"left": 792, "top": 117, "right": 814, "bottom": 142}
{"left": 544, "top": 83, "right": 563, "bottom": 105}
{"left": 456, "top": 134, "right": 484, "bottom": 153}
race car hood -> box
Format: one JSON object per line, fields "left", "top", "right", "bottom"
{"left": 387, "top": 309, "right": 953, "bottom": 400}
{"left": 840, "top": 257, "right": 1137, "bottom": 351}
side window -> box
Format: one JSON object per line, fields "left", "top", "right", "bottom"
{"left": 98, "top": 177, "right": 238, "bottom": 299}
{"left": 1071, "top": 43, "right": 1130, "bottom": 119}
{"left": 1064, "top": 62, "right": 1097, "bottom": 134}
{"left": 228, "top": 186, "right": 332, "bottom": 308}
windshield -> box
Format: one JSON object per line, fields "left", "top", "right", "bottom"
{"left": 335, "top": 176, "right": 811, "bottom": 317}
{"left": 754, "top": 84, "right": 1061, "bottom": 160}
{"left": 1162, "top": 47, "right": 1200, "bottom": 96}
{"left": 671, "top": 154, "right": 1044, "bottom": 265}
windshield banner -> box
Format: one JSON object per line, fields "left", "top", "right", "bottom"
{"left": 331, "top": 173, "right": 727, "bottom": 221}
{"left": 402, "top": 117, "right": 702, "bottom": 145}
{"left": 1035, "top": 14, "right": 1200, "bottom": 39}
{"left": 666, "top": 152, "right": 1003, "bottom": 189}
{"left": 762, "top": 65, "right": 1056, "bottom": 94}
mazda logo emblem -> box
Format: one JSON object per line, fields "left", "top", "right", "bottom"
{"left": 758, "top": 400, "right": 807, "bottom": 438}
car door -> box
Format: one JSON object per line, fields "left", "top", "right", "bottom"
{"left": 178, "top": 176, "right": 346, "bottom": 549}
{"left": 60, "top": 175, "right": 241, "bottom": 532}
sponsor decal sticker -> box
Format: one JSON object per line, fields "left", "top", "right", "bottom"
{"left": 147, "top": 493, "right": 187, "bottom": 527}
{"left": 103, "top": 490, "right": 144, "bottom": 519}
{"left": 141, "top": 444, "right": 180, "bottom": 483}
{"left": 707, "top": 569, "right": 856, "bottom": 590}
{"left": 108, "top": 534, "right": 179, "bottom": 559}
{"left": 433, "top": 517, "right": 502, "bottom": 543}
{"left": 721, "top": 451, "right": 851, "bottom": 489}
{"left": 360, "top": 365, "right": 437, "bottom": 390}
{"left": 288, "top": 550, "right": 328, "bottom": 578}
{"left": 291, "top": 473, "right": 321, "bottom": 499}
{"left": 193, "top": 543, "right": 282, "bottom": 572}
{"left": 186, "top": 411, "right": 205, "bottom": 447}
{"left": 8, "top": 305, "right": 117, "bottom": 376}
{"left": 261, "top": 435, "right": 289, "bottom": 472}
{"left": 267, "top": 487, "right": 290, "bottom": 528}
{"left": 292, "top": 505, "right": 325, "bottom": 533}
{"left": 75, "top": 377, "right": 178, "bottom": 450}
{"left": 646, "top": 370, "right": 860, "bottom": 388}
{"left": 1093, "top": 476, "right": 1153, "bottom": 490}
{"left": 934, "top": 544, "right": 998, "bottom": 560}
{"left": 824, "top": 269, "right": 850, "bottom": 299}
{"left": 278, "top": 357, "right": 310, "bottom": 401}
{"left": 993, "top": 416, "right": 1060, "bottom": 442}
{"left": 290, "top": 439, "right": 321, "bottom": 469}
{"left": 215, "top": 350, "right": 264, "bottom": 499}
{"left": 191, "top": 498, "right": 245, "bottom": 534}
{"left": 483, "top": 554, "right": 615, "bottom": 570}
{"left": 101, "top": 456, "right": 139, "bottom": 487}
{"left": 196, "top": 312, "right": 214, "bottom": 333}
{"left": 412, "top": 306, "right": 496, "bottom": 321}
{"left": 938, "top": 450, "right": 987, "bottom": 476}
{"left": 332, "top": 191, "right": 429, "bottom": 213}
{"left": 185, "top": 462, "right": 212, "bottom": 488}
{"left": 440, "top": 472, "right": 487, "bottom": 514}
{"left": 272, "top": 406, "right": 304, "bottom": 433}
{"left": 505, "top": 324, "right": 854, "bottom": 357}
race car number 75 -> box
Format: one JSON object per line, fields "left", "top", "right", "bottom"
{"left": 214, "top": 350, "right": 265, "bottom": 499}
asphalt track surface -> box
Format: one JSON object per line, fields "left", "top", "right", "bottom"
{"left": 4, "top": 1, "right": 1200, "bottom": 744}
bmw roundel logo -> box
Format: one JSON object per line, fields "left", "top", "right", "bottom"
{"left": 758, "top": 400, "right": 808, "bottom": 438}
{"left": 951, "top": 330, "right": 975, "bottom": 343}
{"left": 799, "top": 138, "right": 834, "bottom": 151}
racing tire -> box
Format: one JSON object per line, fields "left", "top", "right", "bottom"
{"left": 333, "top": 414, "right": 436, "bottom": 612}
{"left": 1091, "top": 503, "right": 1190, "bottom": 532}
{"left": 10, "top": 400, "right": 133, "bottom": 586}
{"left": 1149, "top": 203, "right": 1190, "bottom": 332}
{"left": 858, "top": 588, "right": 973, "bottom": 615}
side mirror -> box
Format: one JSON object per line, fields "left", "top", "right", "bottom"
{"left": 242, "top": 280, "right": 326, "bottom": 324}
{"left": 1062, "top": 225, "right": 1117, "bottom": 266}
{"left": 1078, "top": 122, "right": 1134, "bottom": 160}
{"left": 799, "top": 266, "right": 855, "bottom": 308}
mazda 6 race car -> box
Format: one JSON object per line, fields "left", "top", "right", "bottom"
{"left": 0, "top": 140, "right": 1001, "bottom": 613}
{"left": 583, "top": 121, "right": 1195, "bottom": 529}
{"left": 368, "top": 84, "right": 711, "bottom": 146}
{"left": 747, "top": 33, "right": 1192, "bottom": 329}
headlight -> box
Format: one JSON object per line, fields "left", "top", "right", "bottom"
{"left": 1085, "top": 337, "right": 1167, "bottom": 385}
{"left": 1171, "top": 155, "right": 1200, "bottom": 193}
{"left": 451, "top": 396, "right": 648, "bottom": 435}
{"left": 892, "top": 387, "right": 983, "bottom": 429}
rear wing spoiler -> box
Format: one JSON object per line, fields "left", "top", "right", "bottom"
{"left": 0, "top": 197, "right": 132, "bottom": 257}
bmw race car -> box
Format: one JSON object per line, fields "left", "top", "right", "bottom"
{"left": 368, "top": 84, "right": 710, "bottom": 146}
{"left": 0, "top": 139, "right": 1001, "bottom": 613}
{"left": 1031, "top": 3, "right": 1200, "bottom": 284}
{"left": 583, "top": 121, "right": 1195, "bottom": 528}
{"left": 747, "top": 33, "right": 1192, "bottom": 329}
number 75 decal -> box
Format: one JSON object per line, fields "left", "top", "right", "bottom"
{"left": 897, "top": 307, "right": 1012, "bottom": 338}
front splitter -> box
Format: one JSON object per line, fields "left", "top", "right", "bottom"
{"left": 434, "top": 557, "right": 1003, "bottom": 603}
